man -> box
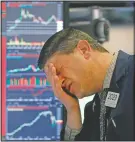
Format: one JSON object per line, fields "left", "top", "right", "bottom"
{"left": 38, "top": 28, "right": 134, "bottom": 141}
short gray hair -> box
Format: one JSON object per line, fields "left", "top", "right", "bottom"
{"left": 38, "top": 27, "right": 108, "bottom": 69}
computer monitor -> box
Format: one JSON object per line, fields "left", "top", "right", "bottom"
{"left": 1, "top": 2, "right": 64, "bottom": 140}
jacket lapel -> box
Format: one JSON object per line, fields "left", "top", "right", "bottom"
{"left": 108, "top": 50, "right": 130, "bottom": 118}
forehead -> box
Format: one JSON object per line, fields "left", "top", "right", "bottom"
{"left": 44, "top": 53, "right": 71, "bottom": 69}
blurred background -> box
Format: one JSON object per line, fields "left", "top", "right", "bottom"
{"left": 1, "top": 1, "right": 134, "bottom": 141}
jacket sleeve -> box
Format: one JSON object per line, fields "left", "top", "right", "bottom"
{"left": 74, "top": 94, "right": 100, "bottom": 141}
{"left": 60, "top": 103, "right": 91, "bottom": 141}
{"left": 116, "top": 55, "right": 135, "bottom": 140}
{"left": 60, "top": 94, "right": 100, "bottom": 141}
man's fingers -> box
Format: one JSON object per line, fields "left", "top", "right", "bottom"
{"left": 50, "top": 65, "right": 56, "bottom": 87}
{"left": 45, "top": 64, "right": 63, "bottom": 100}
{"left": 48, "top": 63, "right": 54, "bottom": 72}
{"left": 51, "top": 66, "right": 56, "bottom": 76}
{"left": 54, "top": 75, "right": 72, "bottom": 104}
{"left": 45, "top": 63, "right": 54, "bottom": 83}
{"left": 53, "top": 75, "right": 63, "bottom": 99}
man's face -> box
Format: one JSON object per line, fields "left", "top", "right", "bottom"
{"left": 44, "top": 41, "right": 100, "bottom": 99}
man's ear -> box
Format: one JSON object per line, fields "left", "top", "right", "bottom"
{"left": 76, "top": 40, "right": 92, "bottom": 59}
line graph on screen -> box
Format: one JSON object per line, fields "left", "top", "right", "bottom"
{"left": 7, "top": 9, "right": 57, "bottom": 32}
{"left": 6, "top": 109, "right": 63, "bottom": 140}
{"left": 6, "top": 6, "right": 58, "bottom": 35}
{"left": 8, "top": 65, "right": 40, "bottom": 73}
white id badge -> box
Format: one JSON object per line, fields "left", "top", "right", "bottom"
{"left": 105, "top": 91, "right": 120, "bottom": 108}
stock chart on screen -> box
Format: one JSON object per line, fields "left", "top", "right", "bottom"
{"left": 1, "top": 2, "right": 63, "bottom": 141}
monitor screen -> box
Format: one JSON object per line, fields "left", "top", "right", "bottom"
{"left": 1, "top": 1, "right": 63, "bottom": 141}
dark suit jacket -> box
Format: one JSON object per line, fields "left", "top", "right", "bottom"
{"left": 61, "top": 50, "right": 135, "bottom": 141}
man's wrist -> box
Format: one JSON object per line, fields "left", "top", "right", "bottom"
{"left": 66, "top": 104, "right": 80, "bottom": 114}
